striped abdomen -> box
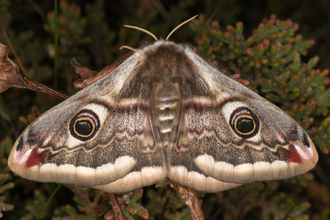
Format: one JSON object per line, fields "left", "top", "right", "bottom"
{"left": 155, "top": 98, "right": 179, "bottom": 147}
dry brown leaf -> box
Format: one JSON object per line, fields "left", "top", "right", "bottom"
{"left": 0, "top": 42, "right": 68, "bottom": 100}
{"left": 71, "top": 51, "right": 134, "bottom": 89}
{"left": 0, "top": 43, "right": 29, "bottom": 93}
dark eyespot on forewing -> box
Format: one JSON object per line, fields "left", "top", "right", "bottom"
{"left": 229, "top": 107, "right": 259, "bottom": 139}
{"left": 69, "top": 109, "right": 100, "bottom": 141}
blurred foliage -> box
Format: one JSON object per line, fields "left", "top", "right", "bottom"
{"left": 0, "top": 0, "right": 329, "bottom": 219}
{"left": 0, "top": 138, "right": 14, "bottom": 218}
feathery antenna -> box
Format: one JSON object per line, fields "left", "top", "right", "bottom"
{"left": 166, "top": 15, "right": 198, "bottom": 41}
{"left": 119, "top": 45, "right": 136, "bottom": 52}
{"left": 123, "top": 25, "right": 158, "bottom": 41}
{"left": 123, "top": 15, "right": 198, "bottom": 42}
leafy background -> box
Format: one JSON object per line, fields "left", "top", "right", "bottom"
{"left": 0, "top": 0, "right": 330, "bottom": 219}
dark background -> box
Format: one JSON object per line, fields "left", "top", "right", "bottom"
{"left": 0, "top": 0, "right": 329, "bottom": 219}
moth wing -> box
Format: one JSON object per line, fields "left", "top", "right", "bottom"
{"left": 168, "top": 50, "right": 318, "bottom": 192}
{"left": 8, "top": 53, "right": 167, "bottom": 192}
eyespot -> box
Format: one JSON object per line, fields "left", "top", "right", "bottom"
{"left": 229, "top": 107, "right": 259, "bottom": 139}
{"left": 70, "top": 110, "right": 100, "bottom": 141}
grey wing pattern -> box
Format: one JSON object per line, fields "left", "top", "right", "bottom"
{"left": 167, "top": 49, "right": 318, "bottom": 192}
{"left": 8, "top": 40, "right": 318, "bottom": 193}
{"left": 8, "top": 55, "right": 167, "bottom": 192}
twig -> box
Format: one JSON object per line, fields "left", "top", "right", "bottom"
{"left": 107, "top": 193, "right": 127, "bottom": 220}
{"left": 24, "top": 77, "right": 68, "bottom": 100}
{"left": 0, "top": 42, "right": 68, "bottom": 100}
{"left": 168, "top": 179, "right": 205, "bottom": 220}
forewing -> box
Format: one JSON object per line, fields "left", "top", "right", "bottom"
{"left": 8, "top": 54, "right": 167, "bottom": 191}
{"left": 168, "top": 50, "right": 318, "bottom": 192}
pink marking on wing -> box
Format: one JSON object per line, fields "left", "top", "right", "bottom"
{"left": 282, "top": 143, "right": 302, "bottom": 164}
{"left": 183, "top": 100, "right": 213, "bottom": 108}
{"left": 292, "top": 141, "right": 315, "bottom": 160}
{"left": 118, "top": 103, "right": 148, "bottom": 109}
{"left": 25, "top": 147, "right": 46, "bottom": 168}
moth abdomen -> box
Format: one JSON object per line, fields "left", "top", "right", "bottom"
{"left": 155, "top": 98, "right": 179, "bottom": 146}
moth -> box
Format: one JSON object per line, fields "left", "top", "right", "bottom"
{"left": 8, "top": 18, "right": 318, "bottom": 194}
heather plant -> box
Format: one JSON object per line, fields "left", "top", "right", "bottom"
{"left": 0, "top": 138, "right": 14, "bottom": 217}
{"left": 0, "top": 1, "right": 329, "bottom": 219}
{"left": 190, "top": 15, "right": 330, "bottom": 154}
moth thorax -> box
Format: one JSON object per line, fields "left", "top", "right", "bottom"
{"left": 155, "top": 97, "right": 179, "bottom": 146}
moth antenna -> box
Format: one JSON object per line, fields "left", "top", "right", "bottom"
{"left": 123, "top": 25, "right": 158, "bottom": 41}
{"left": 166, "top": 15, "right": 198, "bottom": 41}
{"left": 119, "top": 45, "right": 136, "bottom": 52}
